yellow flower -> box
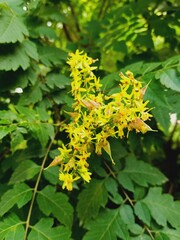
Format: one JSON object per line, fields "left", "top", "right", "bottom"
{"left": 59, "top": 173, "right": 80, "bottom": 191}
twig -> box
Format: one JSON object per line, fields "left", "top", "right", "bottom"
{"left": 24, "top": 138, "right": 55, "bottom": 240}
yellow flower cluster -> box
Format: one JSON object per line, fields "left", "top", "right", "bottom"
{"left": 49, "top": 50, "right": 153, "bottom": 191}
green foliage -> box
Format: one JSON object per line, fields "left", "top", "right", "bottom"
{"left": 0, "top": 0, "right": 179, "bottom": 239}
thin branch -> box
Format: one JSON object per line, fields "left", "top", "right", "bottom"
{"left": 24, "top": 137, "right": 55, "bottom": 240}
{"left": 145, "top": 226, "right": 155, "bottom": 240}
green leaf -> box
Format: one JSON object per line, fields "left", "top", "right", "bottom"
{"left": 10, "top": 131, "right": 27, "bottom": 153}
{"left": 159, "top": 69, "right": 180, "bottom": 92}
{"left": 134, "top": 201, "right": 151, "bottom": 225}
{"left": 132, "top": 234, "right": 152, "bottom": 240}
{"left": 142, "top": 187, "right": 180, "bottom": 227}
{"left": 161, "top": 228, "right": 180, "bottom": 240}
{"left": 105, "top": 177, "right": 123, "bottom": 204}
{"left": 0, "top": 42, "right": 30, "bottom": 71}
{"left": 37, "top": 186, "right": 73, "bottom": 228}
{"left": 38, "top": 45, "right": 67, "bottom": 67}
{"left": 43, "top": 166, "right": 59, "bottom": 185}
{"left": 46, "top": 73, "right": 71, "bottom": 89}
{"left": 83, "top": 209, "right": 130, "bottom": 240}
{"left": 0, "top": 125, "right": 16, "bottom": 140}
{"left": 0, "top": 4, "right": 28, "bottom": 43}
{"left": 28, "top": 218, "right": 71, "bottom": 240}
{"left": 0, "top": 213, "right": 25, "bottom": 240}
{"left": 120, "top": 205, "right": 135, "bottom": 225}
{"left": 0, "top": 183, "right": 32, "bottom": 216}
{"left": 118, "top": 172, "right": 135, "bottom": 192}
{"left": 120, "top": 157, "right": 167, "bottom": 187}
{"left": 152, "top": 107, "right": 170, "bottom": 134}
{"left": 9, "top": 160, "right": 40, "bottom": 184}
{"left": 77, "top": 179, "right": 108, "bottom": 225}
{"left": 29, "top": 123, "right": 54, "bottom": 148}
{"left": 155, "top": 232, "right": 170, "bottom": 240}
{"left": 23, "top": 40, "right": 39, "bottom": 61}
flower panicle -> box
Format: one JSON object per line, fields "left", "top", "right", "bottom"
{"left": 47, "top": 50, "right": 154, "bottom": 190}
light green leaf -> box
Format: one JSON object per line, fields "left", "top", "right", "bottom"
{"left": 37, "top": 186, "right": 73, "bottom": 228}
{"left": 120, "top": 157, "right": 167, "bottom": 187}
{"left": 155, "top": 232, "right": 170, "bottom": 240}
{"left": 0, "top": 213, "right": 25, "bottom": 240}
{"left": 142, "top": 187, "right": 180, "bottom": 227}
{"left": 0, "top": 125, "right": 16, "bottom": 140}
{"left": 161, "top": 228, "right": 180, "bottom": 240}
{"left": 132, "top": 234, "right": 151, "bottom": 240}
{"left": 0, "top": 183, "right": 32, "bottom": 216}
{"left": 159, "top": 69, "right": 180, "bottom": 92}
{"left": 83, "top": 209, "right": 130, "bottom": 240}
{"left": 10, "top": 131, "right": 27, "bottom": 153}
{"left": 9, "top": 160, "right": 40, "bottom": 184}
{"left": 134, "top": 201, "right": 151, "bottom": 225}
{"left": 28, "top": 218, "right": 71, "bottom": 240}
{"left": 0, "top": 4, "right": 28, "bottom": 43}
{"left": 77, "top": 179, "right": 108, "bottom": 225}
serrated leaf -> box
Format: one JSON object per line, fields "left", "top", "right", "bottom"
{"left": 120, "top": 205, "right": 135, "bottom": 225}
{"left": 0, "top": 42, "right": 30, "bottom": 71}
{"left": 105, "top": 177, "right": 123, "bottom": 204}
{"left": 28, "top": 218, "right": 71, "bottom": 240}
{"left": 0, "top": 4, "right": 28, "bottom": 43}
{"left": 9, "top": 160, "right": 40, "bottom": 184}
{"left": 120, "top": 157, "right": 167, "bottom": 187}
{"left": 77, "top": 179, "right": 108, "bottom": 225}
{"left": 161, "top": 228, "right": 180, "bottom": 240}
{"left": 83, "top": 209, "right": 130, "bottom": 240}
{"left": 0, "top": 183, "right": 32, "bottom": 216}
{"left": 142, "top": 187, "right": 180, "bottom": 228}
{"left": 38, "top": 45, "right": 67, "bottom": 67}
{"left": 159, "top": 69, "right": 180, "bottom": 92}
{"left": 118, "top": 172, "right": 135, "bottom": 192}
{"left": 37, "top": 186, "right": 73, "bottom": 228}
{"left": 46, "top": 73, "right": 71, "bottom": 89}
{"left": 0, "top": 213, "right": 25, "bottom": 240}
{"left": 23, "top": 40, "right": 39, "bottom": 61}
{"left": 134, "top": 201, "right": 151, "bottom": 225}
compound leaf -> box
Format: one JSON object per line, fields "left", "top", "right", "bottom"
{"left": 0, "top": 4, "right": 28, "bottom": 43}
{"left": 37, "top": 186, "right": 73, "bottom": 228}
{"left": 9, "top": 160, "right": 40, "bottom": 184}
{"left": 0, "top": 183, "right": 32, "bottom": 216}
{"left": 77, "top": 179, "right": 108, "bottom": 225}
{"left": 142, "top": 187, "right": 180, "bottom": 228}
{"left": 28, "top": 218, "right": 71, "bottom": 240}
{"left": 83, "top": 209, "right": 130, "bottom": 240}
{"left": 0, "top": 213, "right": 25, "bottom": 240}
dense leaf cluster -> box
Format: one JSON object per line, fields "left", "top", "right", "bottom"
{"left": 0, "top": 0, "right": 179, "bottom": 239}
